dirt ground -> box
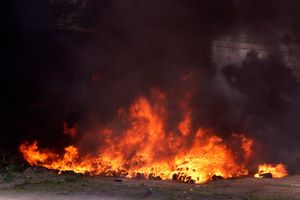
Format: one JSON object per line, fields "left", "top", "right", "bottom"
{"left": 0, "top": 167, "right": 299, "bottom": 200}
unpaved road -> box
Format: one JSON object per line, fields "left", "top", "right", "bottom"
{"left": 0, "top": 168, "right": 300, "bottom": 200}
{"left": 0, "top": 193, "right": 122, "bottom": 200}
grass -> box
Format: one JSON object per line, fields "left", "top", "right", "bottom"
{"left": 3, "top": 164, "right": 17, "bottom": 181}
{"left": 62, "top": 172, "right": 83, "bottom": 182}
{"left": 0, "top": 149, "right": 27, "bottom": 182}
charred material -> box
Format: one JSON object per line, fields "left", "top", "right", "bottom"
{"left": 172, "top": 173, "right": 196, "bottom": 184}
{"left": 211, "top": 175, "right": 225, "bottom": 181}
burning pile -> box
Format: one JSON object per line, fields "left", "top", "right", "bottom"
{"left": 254, "top": 163, "right": 288, "bottom": 179}
{"left": 19, "top": 89, "right": 288, "bottom": 183}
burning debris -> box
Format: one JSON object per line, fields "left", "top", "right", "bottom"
{"left": 254, "top": 163, "right": 288, "bottom": 179}
{"left": 18, "top": 88, "right": 289, "bottom": 184}
{"left": 19, "top": 90, "right": 257, "bottom": 184}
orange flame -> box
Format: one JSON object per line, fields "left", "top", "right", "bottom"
{"left": 19, "top": 91, "right": 257, "bottom": 183}
{"left": 254, "top": 163, "right": 288, "bottom": 178}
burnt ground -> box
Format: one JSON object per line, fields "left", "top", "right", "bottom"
{"left": 0, "top": 167, "right": 299, "bottom": 200}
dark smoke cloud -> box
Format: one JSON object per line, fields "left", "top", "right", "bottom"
{"left": 2, "top": 0, "right": 300, "bottom": 172}
{"left": 222, "top": 51, "right": 300, "bottom": 172}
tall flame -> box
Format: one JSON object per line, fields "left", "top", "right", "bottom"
{"left": 19, "top": 90, "right": 256, "bottom": 183}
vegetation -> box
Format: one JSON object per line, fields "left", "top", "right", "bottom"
{"left": 0, "top": 149, "right": 27, "bottom": 181}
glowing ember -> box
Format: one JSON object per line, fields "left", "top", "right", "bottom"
{"left": 254, "top": 163, "right": 288, "bottom": 178}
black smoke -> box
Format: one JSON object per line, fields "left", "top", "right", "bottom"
{"left": 1, "top": 0, "right": 300, "bottom": 172}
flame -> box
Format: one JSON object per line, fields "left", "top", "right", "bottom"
{"left": 19, "top": 141, "right": 57, "bottom": 166}
{"left": 63, "top": 122, "right": 78, "bottom": 137}
{"left": 254, "top": 163, "right": 288, "bottom": 178}
{"left": 19, "top": 91, "right": 257, "bottom": 183}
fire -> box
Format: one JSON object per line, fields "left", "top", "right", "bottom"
{"left": 19, "top": 90, "right": 257, "bottom": 183}
{"left": 19, "top": 88, "right": 288, "bottom": 183}
{"left": 254, "top": 163, "right": 288, "bottom": 178}
{"left": 63, "top": 122, "right": 78, "bottom": 137}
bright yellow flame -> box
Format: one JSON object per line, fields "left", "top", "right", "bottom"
{"left": 254, "top": 163, "right": 288, "bottom": 178}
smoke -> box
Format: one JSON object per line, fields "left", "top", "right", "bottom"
{"left": 222, "top": 51, "right": 300, "bottom": 173}
{"left": 2, "top": 0, "right": 300, "bottom": 172}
